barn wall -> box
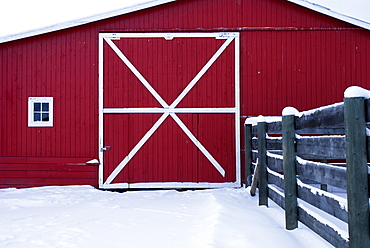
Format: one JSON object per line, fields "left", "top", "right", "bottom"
{"left": 0, "top": 28, "right": 100, "bottom": 187}
{"left": 1, "top": 0, "right": 370, "bottom": 188}
{"left": 241, "top": 29, "right": 370, "bottom": 116}
{"left": 92, "top": 0, "right": 368, "bottom": 116}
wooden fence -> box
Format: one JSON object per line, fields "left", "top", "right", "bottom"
{"left": 244, "top": 87, "right": 370, "bottom": 248}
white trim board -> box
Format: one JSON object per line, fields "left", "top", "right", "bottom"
{"left": 100, "top": 182, "right": 240, "bottom": 189}
{"left": 0, "top": 0, "right": 175, "bottom": 43}
{"left": 103, "top": 108, "right": 237, "bottom": 113}
{"left": 288, "top": 0, "right": 370, "bottom": 30}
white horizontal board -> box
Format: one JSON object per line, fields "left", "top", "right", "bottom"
{"left": 103, "top": 108, "right": 237, "bottom": 113}
{"left": 100, "top": 182, "right": 240, "bottom": 189}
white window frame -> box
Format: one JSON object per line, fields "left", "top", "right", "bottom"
{"left": 28, "top": 97, "right": 54, "bottom": 127}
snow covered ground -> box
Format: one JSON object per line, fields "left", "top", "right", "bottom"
{"left": 0, "top": 186, "right": 333, "bottom": 247}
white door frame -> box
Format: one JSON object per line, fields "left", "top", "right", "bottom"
{"left": 98, "top": 32, "right": 240, "bottom": 189}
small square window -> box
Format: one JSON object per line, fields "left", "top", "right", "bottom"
{"left": 28, "top": 97, "right": 53, "bottom": 127}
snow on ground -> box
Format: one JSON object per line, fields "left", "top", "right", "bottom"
{"left": 0, "top": 186, "right": 333, "bottom": 248}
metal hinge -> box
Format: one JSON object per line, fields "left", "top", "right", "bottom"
{"left": 216, "top": 32, "right": 239, "bottom": 39}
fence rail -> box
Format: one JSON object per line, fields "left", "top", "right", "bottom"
{"left": 244, "top": 86, "right": 370, "bottom": 248}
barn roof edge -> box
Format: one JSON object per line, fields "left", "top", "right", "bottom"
{"left": 288, "top": 0, "right": 370, "bottom": 31}
{"left": 1, "top": 0, "right": 369, "bottom": 44}
{"left": 0, "top": 0, "right": 176, "bottom": 44}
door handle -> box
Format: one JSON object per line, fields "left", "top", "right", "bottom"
{"left": 101, "top": 146, "right": 111, "bottom": 152}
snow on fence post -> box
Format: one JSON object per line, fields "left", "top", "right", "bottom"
{"left": 244, "top": 123, "right": 253, "bottom": 186}
{"left": 344, "top": 86, "right": 370, "bottom": 248}
{"left": 257, "top": 118, "right": 268, "bottom": 206}
{"left": 282, "top": 107, "right": 298, "bottom": 230}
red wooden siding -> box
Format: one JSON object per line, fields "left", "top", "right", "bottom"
{"left": 0, "top": 28, "right": 100, "bottom": 188}
{"left": 1, "top": 0, "right": 370, "bottom": 188}
{"left": 0, "top": 157, "right": 98, "bottom": 188}
{"left": 241, "top": 29, "right": 370, "bottom": 116}
{"left": 0, "top": 33, "right": 98, "bottom": 158}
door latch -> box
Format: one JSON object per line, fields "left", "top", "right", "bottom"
{"left": 101, "top": 146, "right": 111, "bottom": 152}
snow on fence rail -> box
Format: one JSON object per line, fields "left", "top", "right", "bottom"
{"left": 244, "top": 86, "right": 370, "bottom": 248}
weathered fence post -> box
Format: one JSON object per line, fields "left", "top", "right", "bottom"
{"left": 257, "top": 119, "right": 268, "bottom": 206}
{"left": 245, "top": 123, "right": 253, "bottom": 187}
{"left": 344, "top": 91, "right": 370, "bottom": 247}
{"left": 282, "top": 107, "right": 298, "bottom": 230}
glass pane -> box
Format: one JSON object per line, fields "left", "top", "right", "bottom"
{"left": 42, "top": 103, "right": 49, "bottom": 111}
{"left": 34, "top": 113, "right": 41, "bottom": 121}
{"left": 42, "top": 113, "right": 49, "bottom": 121}
{"left": 34, "top": 102, "right": 41, "bottom": 111}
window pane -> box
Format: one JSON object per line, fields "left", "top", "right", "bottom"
{"left": 42, "top": 103, "right": 49, "bottom": 111}
{"left": 42, "top": 113, "right": 49, "bottom": 121}
{"left": 34, "top": 113, "right": 41, "bottom": 121}
{"left": 34, "top": 102, "right": 41, "bottom": 111}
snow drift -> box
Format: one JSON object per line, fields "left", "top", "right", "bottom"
{"left": 0, "top": 186, "right": 333, "bottom": 247}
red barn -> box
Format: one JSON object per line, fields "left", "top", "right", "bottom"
{"left": 1, "top": 0, "right": 370, "bottom": 189}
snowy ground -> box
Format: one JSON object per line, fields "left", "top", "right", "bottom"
{"left": 0, "top": 186, "right": 333, "bottom": 248}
